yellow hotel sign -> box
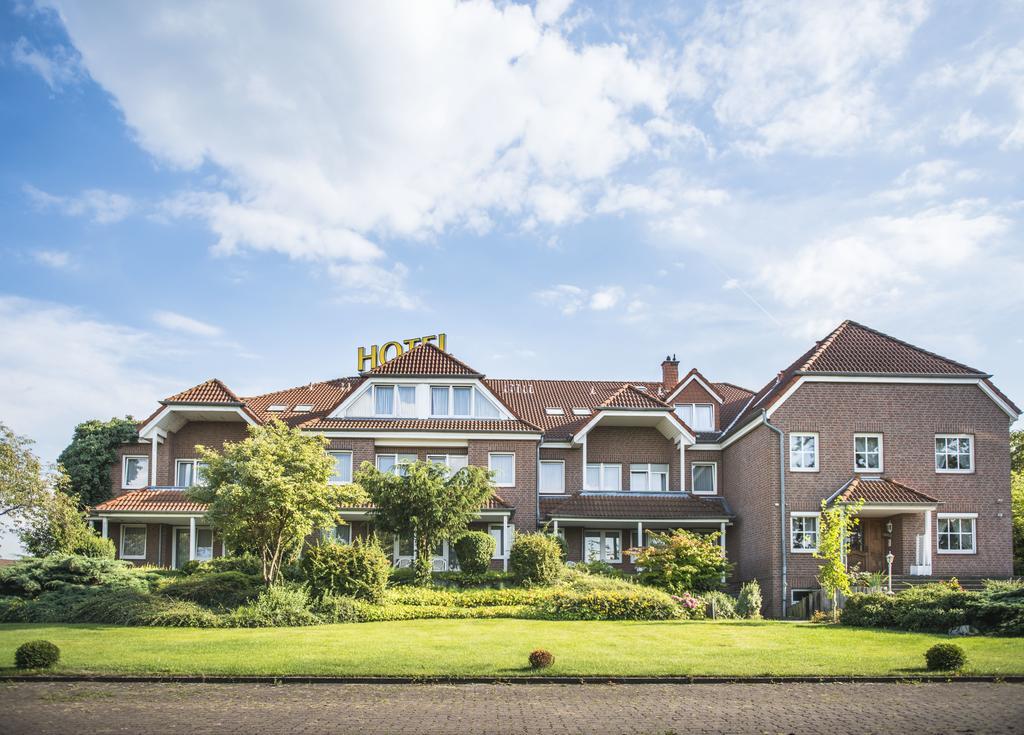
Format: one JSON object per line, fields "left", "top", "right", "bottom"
{"left": 357, "top": 333, "right": 448, "bottom": 371}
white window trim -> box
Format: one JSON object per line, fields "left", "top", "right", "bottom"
{"left": 488, "top": 523, "right": 508, "bottom": 558}
{"left": 584, "top": 529, "right": 623, "bottom": 564}
{"left": 585, "top": 463, "right": 622, "bottom": 492}
{"left": 935, "top": 434, "right": 975, "bottom": 474}
{"left": 174, "top": 458, "right": 209, "bottom": 488}
{"left": 853, "top": 433, "right": 883, "bottom": 473}
{"left": 488, "top": 452, "right": 516, "bottom": 487}
{"left": 376, "top": 452, "right": 417, "bottom": 474}
{"left": 122, "top": 455, "right": 149, "bottom": 490}
{"left": 673, "top": 403, "right": 715, "bottom": 432}
{"left": 430, "top": 384, "right": 475, "bottom": 418}
{"left": 119, "top": 524, "right": 148, "bottom": 560}
{"left": 539, "top": 459, "right": 566, "bottom": 495}
{"left": 327, "top": 450, "right": 353, "bottom": 484}
{"left": 790, "top": 589, "right": 816, "bottom": 605}
{"left": 789, "top": 432, "right": 820, "bottom": 473}
{"left": 936, "top": 512, "right": 978, "bottom": 555}
{"left": 790, "top": 512, "right": 820, "bottom": 553}
{"left": 629, "top": 463, "right": 669, "bottom": 492}
{"left": 691, "top": 462, "right": 718, "bottom": 495}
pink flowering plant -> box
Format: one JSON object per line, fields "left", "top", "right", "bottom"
{"left": 670, "top": 592, "right": 707, "bottom": 619}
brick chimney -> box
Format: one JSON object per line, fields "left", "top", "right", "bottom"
{"left": 661, "top": 354, "right": 679, "bottom": 392}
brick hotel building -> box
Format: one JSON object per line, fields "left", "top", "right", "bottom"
{"left": 90, "top": 321, "right": 1018, "bottom": 616}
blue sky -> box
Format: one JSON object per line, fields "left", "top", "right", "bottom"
{"left": 2, "top": 0, "right": 1023, "bottom": 479}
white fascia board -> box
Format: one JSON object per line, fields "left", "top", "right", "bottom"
{"left": 546, "top": 516, "right": 732, "bottom": 525}
{"left": 765, "top": 375, "right": 1018, "bottom": 420}
{"left": 308, "top": 431, "right": 542, "bottom": 442}
{"left": 690, "top": 443, "right": 723, "bottom": 451}
{"left": 573, "top": 410, "right": 696, "bottom": 445}
{"left": 718, "top": 415, "right": 764, "bottom": 450}
{"left": 540, "top": 441, "right": 574, "bottom": 449}
{"left": 138, "top": 404, "right": 255, "bottom": 438}
{"left": 665, "top": 373, "right": 724, "bottom": 404}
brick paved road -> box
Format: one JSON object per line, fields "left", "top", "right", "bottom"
{"left": 2, "top": 681, "right": 1023, "bottom": 735}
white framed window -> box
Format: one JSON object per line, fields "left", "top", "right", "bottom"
{"left": 426, "top": 454, "right": 469, "bottom": 476}
{"left": 790, "top": 512, "right": 819, "bottom": 553}
{"left": 791, "top": 589, "right": 816, "bottom": 605}
{"left": 376, "top": 453, "right": 417, "bottom": 476}
{"left": 691, "top": 462, "right": 717, "bottom": 495}
{"left": 328, "top": 451, "right": 353, "bottom": 484}
{"left": 122, "top": 455, "right": 149, "bottom": 490}
{"left": 267, "top": 404, "right": 287, "bottom": 412}
{"left": 674, "top": 403, "right": 714, "bottom": 431}
{"left": 544, "top": 407, "right": 564, "bottom": 415}
{"left": 584, "top": 530, "right": 622, "bottom": 563}
{"left": 488, "top": 453, "right": 516, "bottom": 486}
{"left": 585, "top": 463, "right": 621, "bottom": 492}
{"left": 372, "top": 384, "right": 415, "bottom": 417}
{"left": 294, "top": 404, "right": 313, "bottom": 413}
{"left": 789, "top": 433, "right": 819, "bottom": 472}
{"left": 175, "top": 459, "right": 209, "bottom": 488}
{"left": 571, "top": 408, "right": 591, "bottom": 416}
{"left": 488, "top": 523, "right": 508, "bottom": 558}
{"left": 539, "top": 460, "right": 565, "bottom": 494}
{"left": 333, "top": 525, "right": 352, "bottom": 544}
{"left": 937, "top": 513, "right": 977, "bottom": 554}
{"left": 935, "top": 434, "right": 974, "bottom": 473}
{"left": 431, "top": 385, "right": 474, "bottom": 417}
{"left": 629, "top": 463, "right": 669, "bottom": 492}
{"left": 854, "top": 434, "right": 883, "bottom": 472}
{"left": 195, "top": 528, "right": 214, "bottom": 562}
{"left": 120, "top": 524, "right": 147, "bottom": 560}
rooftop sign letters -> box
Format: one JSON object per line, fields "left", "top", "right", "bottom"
{"left": 357, "top": 333, "right": 448, "bottom": 371}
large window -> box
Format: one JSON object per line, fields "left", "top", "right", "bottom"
{"left": 935, "top": 435, "right": 973, "bottom": 473}
{"left": 120, "top": 525, "right": 147, "bottom": 560}
{"left": 195, "top": 528, "right": 214, "bottom": 562}
{"left": 629, "top": 463, "right": 669, "bottom": 492}
{"left": 789, "top": 433, "right": 819, "bottom": 472}
{"left": 488, "top": 453, "right": 515, "bottom": 486}
{"left": 854, "top": 434, "right": 883, "bottom": 472}
{"left": 431, "top": 385, "right": 476, "bottom": 417}
{"left": 488, "top": 523, "right": 508, "bottom": 558}
{"left": 372, "top": 385, "right": 415, "bottom": 417}
{"left": 585, "top": 463, "right": 621, "bottom": 492}
{"left": 328, "top": 451, "right": 353, "bottom": 484}
{"left": 426, "top": 454, "right": 469, "bottom": 476}
{"left": 175, "top": 459, "right": 208, "bottom": 488}
{"left": 584, "top": 530, "right": 622, "bottom": 563}
{"left": 691, "top": 462, "right": 717, "bottom": 494}
{"left": 790, "top": 513, "right": 819, "bottom": 553}
{"left": 937, "top": 514, "right": 976, "bottom": 554}
{"left": 674, "top": 403, "right": 714, "bottom": 431}
{"left": 122, "top": 455, "right": 149, "bottom": 489}
{"left": 376, "top": 453, "right": 417, "bottom": 476}
{"left": 539, "top": 460, "right": 565, "bottom": 494}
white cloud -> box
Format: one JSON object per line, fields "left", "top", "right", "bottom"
{"left": 152, "top": 311, "right": 222, "bottom": 338}
{"left": 681, "top": 0, "right": 930, "bottom": 154}
{"left": 32, "top": 249, "right": 72, "bottom": 269}
{"left": 326, "top": 262, "right": 418, "bottom": 311}
{"left": 24, "top": 184, "right": 133, "bottom": 224}
{"left": 874, "top": 160, "right": 979, "bottom": 203}
{"left": 10, "top": 36, "right": 82, "bottom": 90}
{"left": 534, "top": 0, "right": 573, "bottom": 26}
{"left": 942, "top": 110, "right": 1000, "bottom": 146}
{"left": 534, "top": 284, "right": 586, "bottom": 316}
{"left": 589, "top": 286, "right": 624, "bottom": 311}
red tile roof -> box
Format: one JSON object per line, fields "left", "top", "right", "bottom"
{"left": 831, "top": 476, "right": 939, "bottom": 505}
{"left": 302, "top": 418, "right": 541, "bottom": 432}
{"left": 599, "top": 384, "right": 672, "bottom": 410}
{"left": 541, "top": 493, "right": 732, "bottom": 521}
{"left": 242, "top": 378, "right": 363, "bottom": 426}
{"left": 368, "top": 343, "right": 481, "bottom": 377}
{"left": 163, "top": 379, "right": 244, "bottom": 405}
{"left": 94, "top": 489, "right": 208, "bottom": 514}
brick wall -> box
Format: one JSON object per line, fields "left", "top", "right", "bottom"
{"left": 539, "top": 446, "right": 582, "bottom": 495}
{"left": 672, "top": 381, "right": 721, "bottom": 431}
{"left": 109, "top": 442, "right": 152, "bottom": 496}
{"left": 468, "top": 439, "right": 538, "bottom": 532}
{"left": 685, "top": 449, "right": 723, "bottom": 495}
{"left": 161, "top": 421, "right": 249, "bottom": 485}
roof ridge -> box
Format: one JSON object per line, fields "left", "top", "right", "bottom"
{"left": 163, "top": 378, "right": 243, "bottom": 405}
{"left": 815, "top": 320, "right": 986, "bottom": 375}
{"left": 712, "top": 381, "right": 755, "bottom": 395}
{"left": 242, "top": 376, "right": 359, "bottom": 402}
{"left": 800, "top": 321, "right": 850, "bottom": 371}
{"left": 600, "top": 383, "right": 671, "bottom": 409}
{"left": 367, "top": 342, "right": 482, "bottom": 377}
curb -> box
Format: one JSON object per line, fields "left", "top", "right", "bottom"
{"left": 2, "top": 674, "right": 1022, "bottom": 685}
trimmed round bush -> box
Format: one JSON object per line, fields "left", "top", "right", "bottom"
{"left": 925, "top": 643, "right": 966, "bottom": 671}
{"left": 453, "top": 532, "right": 496, "bottom": 576}
{"left": 509, "top": 533, "right": 563, "bottom": 586}
{"left": 302, "top": 538, "right": 391, "bottom": 603}
{"left": 736, "top": 580, "right": 763, "bottom": 619}
{"left": 15, "top": 640, "right": 60, "bottom": 669}
{"left": 528, "top": 649, "right": 554, "bottom": 669}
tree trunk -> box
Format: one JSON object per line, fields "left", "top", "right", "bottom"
{"left": 414, "top": 533, "right": 432, "bottom": 586}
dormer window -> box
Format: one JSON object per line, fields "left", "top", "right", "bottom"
{"left": 674, "top": 403, "right": 714, "bottom": 431}
{"left": 294, "top": 404, "right": 313, "bottom": 413}
{"left": 572, "top": 408, "right": 591, "bottom": 416}
{"left": 374, "top": 385, "right": 415, "bottom": 417}
{"left": 431, "top": 385, "right": 472, "bottom": 416}
{"left": 342, "top": 383, "right": 504, "bottom": 420}
{"left": 545, "top": 407, "right": 564, "bottom": 415}
{"left": 268, "top": 404, "right": 287, "bottom": 412}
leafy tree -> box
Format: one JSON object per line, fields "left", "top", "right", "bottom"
{"left": 0, "top": 422, "right": 47, "bottom": 521}
{"left": 190, "top": 420, "right": 365, "bottom": 586}
{"left": 355, "top": 460, "right": 494, "bottom": 585}
{"left": 1011, "top": 430, "right": 1024, "bottom": 475}
{"left": 57, "top": 418, "right": 139, "bottom": 508}
{"left": 16, "top": 467, "right": 114, "bottom": 558}
{"left": 813, "top": 498, "right": 863, "bottom": 622}
{"left": 508, "top": 532, "right": 563, "bottom": 586}
{"left": 1012, "top": 471, "right": 1024, "bottom": 576}
{"left": 628, "top": 530, "right": 732, "bottom": 594}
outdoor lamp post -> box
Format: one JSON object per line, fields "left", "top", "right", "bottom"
{"left": 886, "top": 552, "right": 895, "bottom": 594}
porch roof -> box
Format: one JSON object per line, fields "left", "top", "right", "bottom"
{"left": 540, "top": 493, "right": 733, "bottom": 524}
{"left": 828, "top": 476, "right": 939, "bottom": 506}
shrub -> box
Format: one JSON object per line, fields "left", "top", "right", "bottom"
{"left": 671, "top": 593, "right": 708, "bottom": 620}
{"left": 560, "top": 568, "right": 637, "bottom": 592}
{"left": 528, "top": 649, "right": 554, "bottom": 669}
{"left": 703, "top": 590, "right": 738, "bottom": 619}
{"left": 0, "top": 596, "right": 27, "bottom": 622}
{"left": 509, "top": 533, "right": 563, "bottom": 586}
{"left": 630, "top": 530, "right": 731, "bottom": 594}
{"left": 302, "top": 539, "right": 391, "bottom": 603}
{"left": 536, "top": 588, "right": 681, "bottom": 621}
{"left": 15, "top": 640, "right": 60, "bottom": 669}
{"left": 180, "top": 554, "right": 262, "bottom": 577}
{"left": 229, "top": 585, "right": 320, "bottom": 627}
{"left": 925, "top": 643, "right": 966, "bottom": 671}
{"left": 810, "top": 610, "right": 835, "bottom": 624}
{"left": 0, "top": 555, "right": 151, "bottom": 597}
{"left": 159, "top": 571, "right": 263, "bottom": 610}
{"left": 311, "top": 593, "right": 371, "bottom": 623}
{"left": 140, "top": 599, "right": 222, "bottom": 628}
{"left": 452, "top": 532, "right": 495, "bottom": 575}
{"left": 383, "top": 586, "right": 545, "bottom": 608}
{"left": 736, "top": 580, "right": 763, "bottom": 619}
{"left": 71, "top": 534, "right": 116, "bottom": 559}
{"left": 68, "top": 587, "right": 165, "bottom": 625}
{"left": 575, "top": 560, "right": 623, "bottom": 578}
{"left": 430, "top": 570, "right": 514, "bottom": 589}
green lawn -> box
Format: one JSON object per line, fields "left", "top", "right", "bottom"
{"left": 1, "top": 620, "right": 1022, "bottom": 677}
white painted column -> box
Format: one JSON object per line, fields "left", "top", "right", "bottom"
{"left": 581, "top": 436, "right": 588, "bottom": 490}
{"left": 552, "top": 519, "right": 558, "bottom": 535}
{"left": 499, "top": 515, "right": 507, "bottom": 573}
{"left": 719, "top": 522, "right": 727, "bottom": 583}
{"left": 924, "top": 509, "right": 933, "bottom": 573}
{"left": 101, "top": 517, "right": 109, "bottom": 539}
{"left": 679, "top": 442, "right": 686, "bottom": 492}
{"left": 189, "top": 516, "right": 197, "bottom": 561}
{"left": 150, "top": 437, "right": 159, "bottom": 486}
{"left": 637, "top": 521, "right": 644, "bottom": 548}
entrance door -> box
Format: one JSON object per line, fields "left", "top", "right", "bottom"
{"left": 173, "top": 527, "right": 190, "bottom": 569}
{"left": 849, "top": 520, "right": 886, "bottom": 572}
